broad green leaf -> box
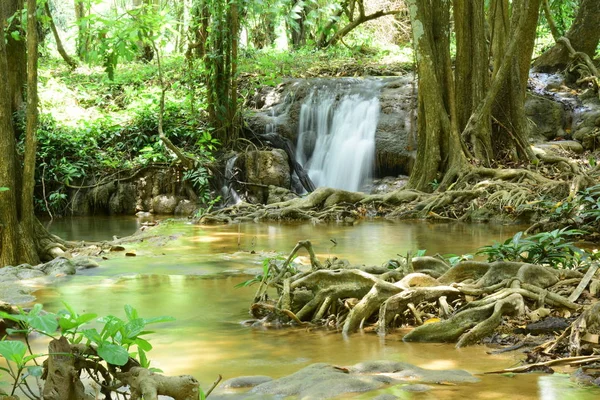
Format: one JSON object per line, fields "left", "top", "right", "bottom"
{"left": 138, "top": 348, "right": 149, "bottom": 368}
{"left": 0, "top": 341, "right": 27, "bottom": 365}
{"left": 134, "top": 337, "right": 152, "bottom": 352}
{"left": 0, "top": 311, "right": 26, "bottom": 323}
{"left": 82, "top": 328, "right": 103, "bottom": 344}
{"left": 27, "top": 313, "right": 58, "bottom": 334}
{"left": 124, "top": 305, "right": 139, "bottom": 322}
{"left": 76, "top": 313, "right": 98, "bottom": 325}
{"left": 124, "top": 318, "right": 145, "bottom": 339}
{"left": 97, "top": 343, "right": 129, "bottom": 366}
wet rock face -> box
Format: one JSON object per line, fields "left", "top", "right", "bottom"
{"left": 70, "top": 168, "right": 198, "bottom": 216}
{"left": 236, "top": 149, "right": 291, "bottom": 203}
{"left": 246, "top": 76, "right": 417, "bottom": 179}
{"left": 525, "top": 94, "right": 568, "bottom": 141}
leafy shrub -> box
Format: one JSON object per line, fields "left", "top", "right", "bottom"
{"left": 476, "top": 228, "right": 587, "bottom": 269}
{"left": 0, "top": 303, "right": 174, "bottom": 398}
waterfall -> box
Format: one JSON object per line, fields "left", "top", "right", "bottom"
{"left": 221, "top": 155, "right": 241, "bottom": 205}
{"left": 296, "top": 80, "right": 381, "bottom": 192}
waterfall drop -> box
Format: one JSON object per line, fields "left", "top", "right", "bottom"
{"left": 296, "top": 80, "right": 381, "bottom": 192}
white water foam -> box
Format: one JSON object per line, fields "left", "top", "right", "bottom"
{"left": 296, "top": 80, "right": 381, "bottom": 192}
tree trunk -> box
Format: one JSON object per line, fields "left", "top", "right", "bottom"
{"left": 454, "top": 0, "right": 491, "bottom": 164}
{"left": 533, "top": 0, "right": 600, "bottom": 72}
{"left": 45, "top": 1, "right": 78, "bottom": 69}
{"left": 0, "top": 16, "right": 21, "bottom": 266}
{"left": 405, "top": 0, "right": 468, "bottom": 191}
{"left": 489, "top": 0, "right": 540, "bottom": 161}
{"left": 1, "top": 0, "right": 60, "bottom": 266}
{"left": 289, "top": 0, "right": 307, "bottom": 48}
{"left": 74, "top": 0, "right": 89, "bottom": 61}
{"left": 1, "top": 0, "right": 26, "bottom": 112}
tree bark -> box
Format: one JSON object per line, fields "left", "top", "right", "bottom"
{"left": 489, "top": 0, "right": 540, "bottom": 161}
{"left": 533, "top": 0, "right": 600, "bottom": 72}
{"left": 0, "top": 16, "right": 21, "bottom": 266}
{"left": 454, "top": 0, "right": 491, "bottom": 164}
{"left": 1, "top": 0, "right": 26, "bottom": 112}
{"left": 405, "top": 0, "right": 467, "bottom": 191}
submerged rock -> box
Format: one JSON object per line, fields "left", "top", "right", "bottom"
{"left": 0, "top": 258, "right": 79, "bottom": 304}
{"left": 222, "top": 376, "right": 273, "bottom": 389}
{"left": 250, "top": 363, "right": 383, "bottom": 399}
{"left": 38, "top": 257, "right": 76, "bottom": 276}
{"left": 211, "top": 360, "right": 480, "bottom": 400}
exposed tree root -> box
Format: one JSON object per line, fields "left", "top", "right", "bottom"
{"left": 245, "top": 241, "right": 596, "bottom": 350}
{"left": 199, "top": 157, "right": 596, "bottom": 225}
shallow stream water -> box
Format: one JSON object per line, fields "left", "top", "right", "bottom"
{"left": 32, "top": 218, "right": 600, "bottom": 399}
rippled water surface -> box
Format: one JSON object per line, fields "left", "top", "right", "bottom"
{"left": 34, "top": 218, "right": 599, "bottom": 399}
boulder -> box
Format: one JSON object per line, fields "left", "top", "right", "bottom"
{"left": 38, "top": 257, "right": 76, "bottom": 276}
{"left": 222, "top": 376, "right": 273, "bottom": 389}
{"left": 71, "top": 257, "right": 100, "bottom": 270}
{"left": 245, "top": 149, "right": 290, "bottom": 188}
{"left": 174, "top": 199, "right": 198, "bottom": 216}
{"left": 525, "top": 94, "right": 567, "bottom": 141}
{"left": 152, "top": 195, "right": 179, "bottom": 214}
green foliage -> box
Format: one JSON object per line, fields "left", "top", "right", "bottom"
{"left": 235, "top": 255, "right": 291, "bottom": 288}
{"left": 0, "top": 303, "right": 174, "bottom": 396}
{"left": 476, "top": 228, "right": 587, "bottom": 269}
{"left": 0, "top": 187, "right": 9, "bottom": 192}
{"left": 82, "top": 2, "right": 176, "bottom": 79}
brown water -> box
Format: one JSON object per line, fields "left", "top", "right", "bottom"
{"left": 34, "top": 218, "right": 599, "bottom": 399}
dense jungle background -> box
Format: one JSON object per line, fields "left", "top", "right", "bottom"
{"left": 1, "top": 0, "right": 600, "bottom": 399}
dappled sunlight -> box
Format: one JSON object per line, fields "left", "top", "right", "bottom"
{"left": 189, "top": 236, "right": 222, "bottom": 243}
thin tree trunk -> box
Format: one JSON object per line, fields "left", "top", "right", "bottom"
{"left": 74, "top": 0, "right": 89, "bottom": 60}
{"left": 20, "top": 0, "right": 41, "bottom": 265}
{"left": 45, "top": 1, "right": 78, "bottom": 69}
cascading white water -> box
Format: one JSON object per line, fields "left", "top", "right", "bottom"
{"left": 296, "top": 81, "right": 381, "bottom": 192}
{"left": 221, "top": 155, "right": 241, "bottom": 205}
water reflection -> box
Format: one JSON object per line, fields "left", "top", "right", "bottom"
{"left": 32, "top": 220, "right": 600, "bottom": 399}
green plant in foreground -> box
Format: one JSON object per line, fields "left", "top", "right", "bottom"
{"left": 0, "top": 303, "right": 174, "bottom": 398}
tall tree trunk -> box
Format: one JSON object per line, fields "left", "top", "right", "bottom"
{"left": 454, "top": 0, "right": 491, "bottom": 164}
{"left": 1, "top": 0, "right": 26, "bottom": 112}
{"left": 20, "top": 0, "right": 41, "bottom": 264}
{"left": 1, "top": 0, "right": 64, "bottom": 266}
{"left": 405, "top": 0, "right": 467, "bottom": 191}
{"left": 489, "top": 0, "right": 540, "bottom": 161}
{"left": 0, "top": 16, "right": 21, "bottom": 266}
{"left": 533, "top": 0, "right": 600, "bottom": 72}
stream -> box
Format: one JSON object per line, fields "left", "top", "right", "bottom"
{"left": 32, "top": 217, "right": 599, "bottom": 399}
